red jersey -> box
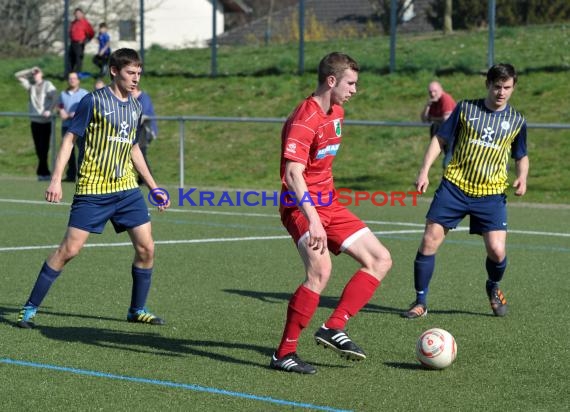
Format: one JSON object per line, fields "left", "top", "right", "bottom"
{"left": 428, "top": 91, "right": 456, "bottom": 119}
{"left": 280, "top": 96, "right": 344, "bottom": 209}
{"left": 70, "top": 18, "right": 94, "bottom": 43}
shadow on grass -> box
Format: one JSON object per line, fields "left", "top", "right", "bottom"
{"left": 223, "top": 289, "right": 402, "bottom": 315}
{"left": 222, "top": 290, "right": 492, "bottom": 317}
{"left": 0, "top": 304, "right": 124, "bottom": 325}
{"left": 41, "top": 326, "right": 277, "bottom": 367}
{"left": 0, "top": 304, "right": 347, "bottom": 370}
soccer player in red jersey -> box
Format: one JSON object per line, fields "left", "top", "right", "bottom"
{"left": 270, "top": 52, "right": 393, "bottom": 374}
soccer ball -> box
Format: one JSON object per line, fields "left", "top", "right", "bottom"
{"left": 416, "top": 328, "right": 457, "bottom": 369}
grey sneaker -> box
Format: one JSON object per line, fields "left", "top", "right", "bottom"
{"left": 401, "top": 302, "right": 428, "bottom": 319}
{"left": 486, "top": 283, "right": 508, "bottom": 317}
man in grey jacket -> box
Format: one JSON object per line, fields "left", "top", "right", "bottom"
{"left": 15, "top": 67, "right": 58, "bottom": 180}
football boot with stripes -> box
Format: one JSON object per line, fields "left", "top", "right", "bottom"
{"left": 401, "top": 302, "right": 428, "bottom": 319}
{"left": 486, "top": 282, "right": 508, "bottom": 317}
{"left": 314, "top": 326, "right": 366, "bottom": 361}
{"left": 269, "top": 352, "right": 317, "bottom": 374}
{"left": 127, "top": 308, "right": 165, "bottom": 325}
{"left": 16, "top": 305, "right": 38, "bottom": 329}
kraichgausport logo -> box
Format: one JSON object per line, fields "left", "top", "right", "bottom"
{"left": 147, "top": 188, "right": 421, "bottom": 208}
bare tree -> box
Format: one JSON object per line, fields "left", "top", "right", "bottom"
{"left": 0, "top": 0, "right": 160, "bottom": 57}
{"left": 369, "top": 0, "right": 416, "bottom": 34}
{"left": 0, "top": 0, "right": 59, "bottom": 55}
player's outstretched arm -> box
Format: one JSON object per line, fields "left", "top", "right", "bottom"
{"left": 45, "top": 132, "right": 76, "bottom": 203}
{"left": 513, "top": 155, "right": 529, "bottom": 196}
{"left": 416, "top": 136, "right": 444, "bottom": 193}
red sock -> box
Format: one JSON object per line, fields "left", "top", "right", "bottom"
{"left": 276, "top": 285, "right": 320, "bottom": 358}
{"left": 325, "top": 270, "right": 380, "bottom": 330}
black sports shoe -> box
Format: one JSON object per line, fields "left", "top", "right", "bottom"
{"left": 127, "top": 308, "right": 165, "bottom": 325}
{"left": 486, "top": 282, "right": 508, "bottom": 317}
{"left": 314, "top": 326, "right": 366, "bottom": 361}
{"left": 269, "top": 352, "right": 317, "bottom": 374}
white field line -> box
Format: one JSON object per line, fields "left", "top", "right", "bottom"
{"left": 0, "top": 198, "right": 568, "bottom": 254}
{"left": 0, "top": 231, "right": 427, "bottom": 253}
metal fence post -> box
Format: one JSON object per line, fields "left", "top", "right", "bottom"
{"left": 179, "top": 118, "right": 185, "bottom": 188}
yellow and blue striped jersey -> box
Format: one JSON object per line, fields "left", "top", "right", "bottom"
{"left": 438, "top": 99, "right": 527, "bottom": 196}
{"left": 69, "top": 87, "right": 142, "bottom": 195}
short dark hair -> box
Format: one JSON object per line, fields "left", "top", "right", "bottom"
{"left": 99, "top": 22, "right": 107, "bottom": 29}
{"left": 487, "top": 63, "right": 517, "bottom": 85}
{"left": 318, "top": 52, "right": 359, "bottom": 85}
{"left": 109, "top": 48, "right": 142, "bottom": 78}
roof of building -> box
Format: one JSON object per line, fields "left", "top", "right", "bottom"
{"left": 218, "top": 0, "right": 375, "bottom": 45}
{"left": 219, "top": 0, "right": 252, "bottom": 14}
{"left": 217, "top": 0, "right": 434, "bottom": 45}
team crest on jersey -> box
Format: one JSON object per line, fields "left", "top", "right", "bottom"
{"left": 481, "top": 126, "right": 495, "bottom": 142}
{"left": 501, "top": 120, "right": 510, "bottom": 130}
{"left": 333, "top": 119, "right": 342, "bottom": 137}
{"left": 132, "top": 111, "right": 138, "bottom": 120}
{"left": 286, "top": 143, "right": 297, "bottom": 154}
{"left": 119, "top": 121, "right": 130, "bottom": 137}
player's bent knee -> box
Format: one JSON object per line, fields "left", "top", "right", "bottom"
{"left": 305, "top": 267, "right": 332, "bottom": 292}
{"left": 488, "top": 249, "right": 506, "bottom": 263}
{"left": 59, "top": 243, "right": 82, "bottom": 260}
{"left": 134, "top": 242, "right": 154, "bottom": 262}
{"left": 371, "top": 253, "right": 392, "bottom": 280}
{"left": 421, "top": 233, "right": 444, "bottom": 253}
{"left": 359, "top": 248, "right": 392, "bottom": 280}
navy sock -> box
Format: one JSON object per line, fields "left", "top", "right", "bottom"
{"left": 26, "top": 261, "right": 62, "bottom": 307}
{"left": 130, "top": 265, "right": 153, "bottom": 311}
{"left": 414, "top": 251, "right": 435, "bottom": 305}
{"left": 486, "top": 256, "right": 507, "bottom": 290}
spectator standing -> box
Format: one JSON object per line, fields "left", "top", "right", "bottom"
{"left": 68, "top": 8, "right": 94, "bottom": 75}
{"left": 58, "top": 72, "right": 89, "bottom": 182}
{"left": 92, "top": 23, "right": 111, "bottom": 77}
{"left": 15, "top": 67, "right": 58, "bottom": 181}
{"left": 420, "top": 81, "right": 457, "bottom": 167}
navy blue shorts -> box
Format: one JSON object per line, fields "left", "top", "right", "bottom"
{"left": 426, "top": 179, "right": 507, "bottom": 235}
{"left": 68, "top": 188, "right": 150, "bottom": 234}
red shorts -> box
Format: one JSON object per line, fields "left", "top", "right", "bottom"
{"left": 281, "top": 200, "right": 368, "bottom": 255}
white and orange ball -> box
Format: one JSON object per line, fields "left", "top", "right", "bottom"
{"left": 416, "top": 328, "right": 457, "bottom": 369}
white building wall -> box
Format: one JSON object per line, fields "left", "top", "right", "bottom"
{"left": 144, "top": 0, "right": 225, "bottom": 49}
{"left": 77, "top": 0, "right": 224, "bottom": 53}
